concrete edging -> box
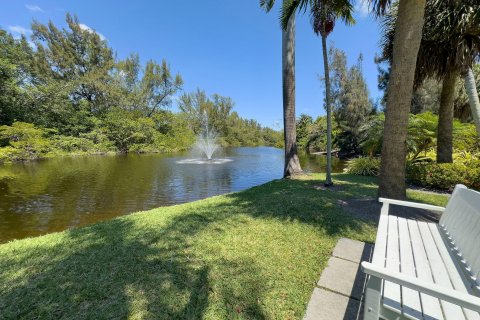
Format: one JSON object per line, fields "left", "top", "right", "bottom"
{"left": 303, "top": 238, "right": 373, "bottom": 320}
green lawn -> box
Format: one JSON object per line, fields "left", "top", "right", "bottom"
{"left": 0, "top": 174, "right": 448, "bottom": 319}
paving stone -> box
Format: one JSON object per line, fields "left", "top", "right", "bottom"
{"left": 333, "top": 238, "right": 373, "bottom": 263}
{"left": 303, "top": 288, "right": 363, "bottom": 320}
{"left": 317, "top": 257, "right": 367, "bottom": 300}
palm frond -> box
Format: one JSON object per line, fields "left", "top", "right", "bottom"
{"left": 380, "top": 0, "right": 480, "bottom": 85}
{"left": 280, "top": 0, "right": 304, "bottom": 30}
{"left": 369, "top": 0, "right": 392, "bottom": 17}
{"left": 259, "top": 0, "right": 277, "bottom": 12}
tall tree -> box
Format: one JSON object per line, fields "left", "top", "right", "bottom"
{"left": 377, "top": 0, "right": 427, "bottom": 199}
{"left": 116, "top": 55, "right": 183, "bottom": 117}
{"left": 310, "top": 0, "right": 354, "bottom": 185}
{"left": 261, "top": 0, "right": 303, "bottom": 177}
{"left": 0, "top": 30, "right": 34, "bottom": 125}
{"left": 437, "top": 70, "right": 457, "bottom": 162}
{"left": 31, "top": 14, "right": 116, "bottom": 117}
{"left": 281, "top": 13, "right": 303, "bottom": 176}
{"left": 330, "top": 50, "right": 374, "bottom": 156}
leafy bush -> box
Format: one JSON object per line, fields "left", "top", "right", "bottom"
{"left": 52, "top": 136, "right": 95, "bottom": 152}
{"left": 79, "top": 129, "right": 116, "bottom": 152}
{"left": 103, "top": 111, "right": 157, "bottom": 153}
{"left": 0, "top": 122, "right": 117, "bottom": 162}
{"left": 407, "top": 162, "right": 480, "bottom": 191}
{"left": 407, "top": 112, "right": 437, "bottom": 161}
{"left": 0, "top": 122, "right": 52, "bottom": 161}
{"left": 344, "top": 157, "right": 381, "bottom": 176}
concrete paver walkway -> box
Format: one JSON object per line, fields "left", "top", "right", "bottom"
{"left": 303, "top": 238, "right": 373, "bottom": 320}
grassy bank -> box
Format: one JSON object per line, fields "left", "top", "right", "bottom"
{"left": 0, "top": 174, "right": 448, "bottom": 319}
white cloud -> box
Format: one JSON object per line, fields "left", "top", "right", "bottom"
{"left": 79, "top": 23, "right": 106, "bottom": 41}
{"left": 25, "top": 4, "right": 44, "bottom": 12}
{"left": 355, "top": 0, "right": 370, "bottom": 18}
{"left": 8, "top": 25, "right": 31, "bottom": 35}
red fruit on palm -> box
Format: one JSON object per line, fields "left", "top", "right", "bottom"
{"left": 324, "top": 19, "right": 335, "bottom": 36}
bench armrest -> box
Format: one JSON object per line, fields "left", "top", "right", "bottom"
{"left": 361, "top": 262, "right": 480, "bottom": 312}
{"left": 378, "top": 198, "right": 445, "bottom": 212}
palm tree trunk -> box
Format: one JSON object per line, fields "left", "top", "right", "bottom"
{"left": 378, "top": 0, "right": 427, "bottom": 200}
{"left": 464, "top": 67, "right": 480, "bottom": 137}
{"left": 282, "top": 13, "right": 302, "bottom": 177}
{"left": 436, "top": 70, "right": 457, "bottom": 163}
{"left": 321, "top": 33, "right": 333, "bottom": 186}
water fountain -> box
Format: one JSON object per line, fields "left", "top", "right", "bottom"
{"left": 194, "top": 112, "right": 219, "bottom": 160}
{"left": 177, "top": 111, "right": 233, "bottom": 164}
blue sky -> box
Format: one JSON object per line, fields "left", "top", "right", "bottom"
{"left": 1, "top": 1, "right": 383, "bottom": 128}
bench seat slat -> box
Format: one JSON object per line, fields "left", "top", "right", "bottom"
{"left": 429, "top": 223, "right": 480, "bottom": 320}
{"left": 407, "top": 219, "right": 444, "bottom": 320}
{"left": 398, "top": 217, "right": 423, "bottom": 320}
{"left": 372, "top": 213, "right": 389, "bottom": 265}
{"left": 418, "top": 221, "right": 466, "bottom": 320}
{"left": 383, "top": 215, "right": 402, "bottom": 314}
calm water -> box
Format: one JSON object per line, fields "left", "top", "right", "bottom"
{"left": 0, "top": 147, "right": 345, "bottom": 243}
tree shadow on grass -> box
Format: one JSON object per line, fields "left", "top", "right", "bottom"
{"left": 1, "top": 175, "right": 375, "bottom": 319}
{"left": 223, "top": 177, "right": 375, "bottom": 238}
{"left": 0, "top": 211, "right": 270, "bottom": 319}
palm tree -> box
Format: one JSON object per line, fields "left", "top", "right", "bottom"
{"left": 310, "top": 0, "right": 354, "bottom": 186}
{"left": 262, "top": 0, "right": 355, "bottom": 186}
{"left": 261, "top": 0, "right": 303, "bottom": 177}
{"left": 465, "top": 67, "right": 480, "bottom": 136}
{"left": 377, "top": 0, "right": 428, "bottom": 199}
{"left": 381, "top": 0, "right": 480, "bottom": 163}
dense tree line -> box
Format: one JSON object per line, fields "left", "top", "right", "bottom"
{"left": 178, "top": 89, "right": 283, "bottom": 147}
{"left": 0, "top": 15, "right": 282, "bottom": 162}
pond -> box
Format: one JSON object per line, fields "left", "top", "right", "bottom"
{"left": 0, "top": 147, "right": 345, "bottom": 243}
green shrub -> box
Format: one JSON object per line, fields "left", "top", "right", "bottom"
{"left": 0, "top": 146, "right": 27, "bottom": 162}
{"left": 344, "top": 157, "right": 381, "bottom": 176}
{"left": 52, "top": 136, "right": 95, "bottom": 152}
{"left": 453, "top": 121, "right": 480, "bottom": 153}
{"left": 79, "top": 129, "right": 116, "bottom": 152}
{"left": 0, "top": 122, "right": 52, "bottom": 161}
{"left": 407, "top": 162, "right": 480, "bottom": 191}
{"left": 103, "top": 111, "right": 157, "bottom": 153}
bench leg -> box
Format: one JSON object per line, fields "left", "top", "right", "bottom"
{"left": 364, "top": 275, "right": 382, "bottom": 320}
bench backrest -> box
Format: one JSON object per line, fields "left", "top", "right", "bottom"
{"left": 440, "top": 184, "right": 480, "bottom": 287}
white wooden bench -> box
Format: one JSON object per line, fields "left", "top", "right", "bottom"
{"left": 362, "top": 184, "right": 480, "bottom": 320}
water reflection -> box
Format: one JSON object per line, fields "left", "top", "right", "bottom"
{"left": 298, "top": 150, "right": 346, "bottom": 173}
{"left": 0, "top": 147, "right": 345, "bottom": 243}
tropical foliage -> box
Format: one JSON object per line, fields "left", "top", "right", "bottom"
{"left": 342, "top": 112, "right": 480, "bottom": 188}
{"left": 345, "top": 157, "right": 381, "bottom": 176}
{"left": 380, "top": 0, "right": 480, "bottom": 163}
